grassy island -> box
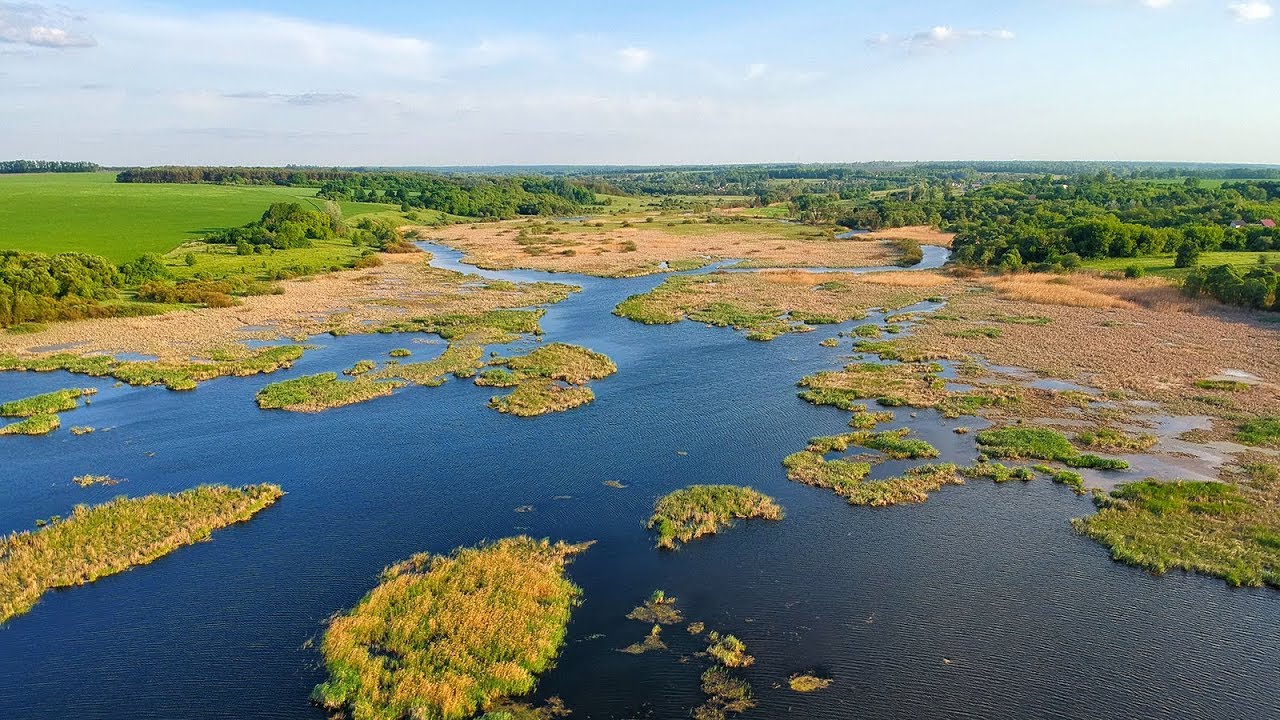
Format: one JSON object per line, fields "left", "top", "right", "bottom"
{"left": 1074, "top": 464, "right": 1280, "bottom": 588}
{"left": 1, "top": 387, "right": 95, "bottom": 417}
{"left": 976, "top": 427, "right": 1129, "bottom": 470}
{"left": 256, "top": 372, "right": 405, "bottom": 412}
{"left": 486, "top": 343, "right": 617, "bottom": 417}
{"left": 798, "top": 361, "right": 1018, "bottom": 418}
{"left": 374, "top": 344, "right": 485, "bottom": 386}
{"left": 0, "top": 345, "right": 305, "bottom": 391}
{"left": 0, "top": 484, "right": 283, "bottom": 624}
{"left": 0, "top": 413, "right": 61, "bottom": 436}
{"left": 647, "top": 485, "right": 783, "bottom": 549}
{"left": 784, "top": 447, "right": 963, "bottom": 507}
{"left": 312, "top": 537, "right": 591, "bottom": 720}
{"left": 789, "top": 673, "right": 833, "bottom": 692}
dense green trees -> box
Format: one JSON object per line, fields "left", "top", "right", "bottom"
{"left": 202, "top": 203, "right": 338, "bottom": 249}
{"left": 316, "top": 174, "right": 596, "bottom": 218}
{"left": 0, "top": 160, "right": 100, "bottom": 174}
{"left": 0, "top": 251, "right": 126, "bottom": 326}
{"left": 1184, "top": 262, "right": 1280, "bottom": 311}
{"left": 116, "top": 166, "right": 354, "bottom": 185}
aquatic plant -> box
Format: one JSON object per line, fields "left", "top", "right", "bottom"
{"left": 312, "top": 537, "right": 591, "bottom": 720}
{"left": 344, "top": 360, "right": 376, "bottom": 376}
{"left": 1236, "top": 417, "right": 1280, "bottom": 448}
{"left": 648, "top": 485, "right": 782, "bottom": 550}
{"left": 1075, "top": 427, "right": 1158, "bottom": 452}
{"left": 1074, "top": 465, "right": 1280, "bottom": 588}
{"left": 72, "top": 474, "right": 121, "bottom": 488}
{"left": 256, "top": 373, "right": 405, "bottom": 412}
{"left": 0, "top": 345, "right": 305, "bottom": 391}
{"left": 627, "top": 590, "right": 684, "bottom": 624}
{"left": 0, "top": 413, "right": 60, "bottom": 436}
{"left": 374, "top": 344, "right": 485, "bottom": 386}
{"left": 789, "top": 673, "right": 833, "bottom": 692}
{"left": 0, "top": 484, "right": 283, "bottom": 624}
{"left": 388, "top": 348, "right": 412, "bottom": 358}
{"left": 1, "top": 387, "right": 95, "bottom": 417}
{"left": 619, "top": 624, "right": 667, "bottom": 655}
{"left": 485, "top": 344, "right": 617, "bottom": 417}
{"left": 705, "top": 632, "right": 754, "bottom": 668}
{"left": 70, "top": 426, "right": 95, "bottom": 435}
{"left": 694, "top": 666, "right": 756, "bottom": 719}
{"left": 977, "top": 427, "right": 1129, "bottom": 470}
{"left": 964, "top": 462, "right": 1035, "bottom": 483}
{"left": 806, "top": 429, "right": 939, "bottom": 460}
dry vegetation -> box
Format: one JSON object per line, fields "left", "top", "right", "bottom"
{"left": 486, "top": 343, "right": 617, "bottom": 417}
{"left": 312, "top": 537, "right": 590, "bottom": 720}
{"left": 647, "top": 485, "right": 783, "bottom": 549}
{"left": 417, "top": 218, "right": 906, "bottom": 278}
{"left": 0, "top": 484, "right": 282, "bottom": 624}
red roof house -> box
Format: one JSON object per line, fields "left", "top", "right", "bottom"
{"left": 1263, "top": 219, "right": 1278, "bottom": 229}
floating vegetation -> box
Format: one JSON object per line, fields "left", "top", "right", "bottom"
{"left": 1236, "top": 417, "right": 1280, "bottom": 449}
{"left": 647, "top": 485, "right": 783, "bottom": 550}
{"left": 70, "top": 426, "right": 95, "bottom": 436}
{"left": 0, "top": 484, "right": 283, "bottom": 624}
{"left": 1074, "top": 464, "right": 1280, "bottom": 588}
{"left": 806, "top": 429, "right": 941, "bottom": 460}
{"left": 602, "top": 480, "right": 627, "bottom": 489}
{"left": 376, "top": 308, "right": 554, "bottom": 345}
{"left": 964, "top": 462, "right": 1035, "bottom": 484}
{"left": 789, "top": 672, "right": 833, "bottom": 693}
{"left": 977, "top": 427, "right": 1129, "bottom": 470}
{"left": 475, "top": 368, "right": 520, "bottom": 387}
{"left": 687, "top": 621, "right": 706, "bottom": 635}
{"left": 1, "top": 387, "right": 95, "bottom": 417}
{"left": 486, "top": 343, "right": 617, "bottom": 417}
{"left": 312, "top": 537, "right": 591, "bottom": 720}
{"left": 819, "top": 338, "right": 840, "bottom": 348}
{"left": 388, "top": 348, "right": 412, "bottom": 358}
{"left": 706, "top": 632, "right": 754, "bottom": 668}
{"left": 343, "top": 360, "right": 376, "bottom": 376}
{"left": 72, "top": 474, "right": 121, "bottom": 488}
{"left": 627, "top": 590, "right": 684, "bottom": 624}
{"left": 799, "top": 361, "right": 1016, "bottom": 419}
{"left": 619, "top": 624, "right": 667, "bottom": 655}
{"left": 476, "top": 697, "right": 571, "bottom": 720}
{"left": 0, "top": 345, "right": 305, "bottom": 391}
{"left": 1034, "top": 464, "right": 1086, "bottom": 493}
{"left": 785, "top": 446, "right": 963, "bottom": 507}
{"left": 255, "top": 373, "right": 405, "bottom": 412}
{"left": 1075, "top": 427, "right": 1158, "bottom": 452}
{"left": 374, "top": 344, "right": 485, "bottom": 387}
{"left": 852, "top": 324, "right": 882, "bottom": 338}
{"left": 848, "top": 409, "right": 896, "bottom": 430}
{"left": 694, "top": 666, "right": 756, "bottom": 720}
{"left": 0, "top": 413, "right": 60, "bottom": 436}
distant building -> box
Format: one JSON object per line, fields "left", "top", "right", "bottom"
{"left": 1231, "top": 221, "right": 1249, "bottom": 229}
{"left": 1263, "top": 219, "right": 1277, "bottom": 229}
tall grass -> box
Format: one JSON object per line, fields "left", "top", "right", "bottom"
{"left": 486, "top": 344, "right": 617, "bottom": 417}
{"left": 0, "top": 413, "right": 60, "bottom": 436}
{"left": 256, "top": 373, "right": 405, "bottom": 412}
{"left": 647, "top": 485, "right": 783, "bottom": 550}
{"left": 0, "top": 345, "right": 305, "bottom": 391}
{"left": 0, "top": 484, "right": 282, "bottom": 623}
{"left": 312, "top": 537, "right": 590, "bottom": 720}
{"left": 976, "top": 427, "right": 1130, "bottom": 470}
{"left": 0, "top": 387, "right": 95, "bottom": 417}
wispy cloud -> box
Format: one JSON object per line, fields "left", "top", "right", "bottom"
{"left": 224, "top": 91, "right": 359, "bottom": 106}
{"left": 1229, "top": 1, "right": 1273, "bottom": 21}
{"left": 870, "top": 26, "right": 1015, "bottom": 52}
{"left": 615, "top": 46, "right": 652, "bottom": 72}
{"left": 0, "top": 1, "right": 96, "bottom": 48}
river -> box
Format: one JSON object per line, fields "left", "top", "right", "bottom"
{"left": 0, "top": 246, "right": 1276, "bottom": 719}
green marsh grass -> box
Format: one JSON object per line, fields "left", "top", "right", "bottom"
{"left": 0, "top": 414, "right": 60, "bottom": 436}
{"left": 976, "top": 427, "right": 1129, "bottom": 470}
{"left": 312, "top": 537, "right": 590, "bottom": 720}
{"left": 694, "top": 666, "right": 755, "bottom": 720}
{"left": 789, "top": 673, "right": 833, "bottom": 692}
{"left": 485, "top": 343, "right": 617, "bottom": 417}
{"left": 0, "top": 345, "right": 305, "bottom": 391}
{"left": 255, "top": 373, "right": 405, "bottom": 412}
{"left": 0, "top": 484, "right": 282, "bottom": 623}
{"left": 705, "top": 632, "right": 754, "bottom": 668}
{"left": 1, "top": 387, "right": 95, "bottom": 417}
{"left": 1236, "top": 418, "right": 1280, "bottom": 448}
{"left": 627, "top": 590, "right": 684, "bottom": 624}
{"left": 647, "top": 485, "right": 783, "bottom": 550}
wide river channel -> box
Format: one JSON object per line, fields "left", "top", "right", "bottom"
{"left": 1, "top": 244, "right": 1276, "bottom": 719}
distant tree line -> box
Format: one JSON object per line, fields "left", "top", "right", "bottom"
{"left": 116, "top": 167, "right": 357, "bottom": 186}
{"left": 316, "top": 174, "right": 597, "bottom": 218}
{"left": 1, "top": 160, "right": 101, "bottom": 174}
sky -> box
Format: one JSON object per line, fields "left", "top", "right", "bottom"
{"left": 0, "top": 0, "right": 1277, "bottom": 166}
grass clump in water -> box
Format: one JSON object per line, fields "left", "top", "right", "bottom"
{"left": 0, "top": 413, "right": 60, "bottom": 436}
{"left": 1075, "top": 427, "right": 1158, "bottom": 452}
{"left": 964, "top": 462, "right": 1035, "bottom": 483}
{"left": 694, "top": 666, "right": 756, "bottom": 720}
{"left": 647, "top": 485, "right": 783, "bottom": 550}
{"left": 1, "top": 387, "right": 95, "bottom": 417}
{"left": 1074, "top": 464, "right": 1280, "bottom": 588}
{"left": 374, "top": 344, "right": 485, "bottom": 387}
{"left": 789, "top": 672, "right": 833, "bottom": 692}
{"left": 705, "top": 632, "right": 754, "bottom": 668}
{"left": 343, "top": 360, "right": 376, "bottom": 376}
{"left": 0, "top": 345, "right": 305, "bottom": 391}
{"left": 312, "top": 537, "right": 591, "bottom": 720}
{"left": 806, "top": 429, "right": 940, "bottom": 460}
{"left": 977, "top": 427, "right": 1129, "bottom": 470}
{"left": 627, "top": 589, "right": 684, "bottom": 624}
{"left": 0, "top": 484, "right": 282, "bottom": 624}
{"left": 256, "top": 372, "right": 405, "bottom": 412}
{"left": 1236, "top": 417, "right": 1280, "bottom": 448}
{"left": 72, "top": 474, "right": 121, "bottom": 487}
{"left": 1033, "top": 464, "right": 1086, "bottom": 493}
{"left": 388, "top": 348, "right": 411, "bottom": 358}
{"left": 785, "top": 447, "right": 963, "bottom": 507}
{"left": 486, "top": 343, "right": 617, "bottom": 417}
{"left": 619, "top": 624, "right": 667, "bottom": 655}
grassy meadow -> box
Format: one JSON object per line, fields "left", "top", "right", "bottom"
{"left": 1081, "top": 251, "right": 1277, "bottom": 279}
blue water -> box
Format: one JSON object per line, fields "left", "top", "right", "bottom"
{"left": 1, "top": 247, "right": 1277, "bottom": 720}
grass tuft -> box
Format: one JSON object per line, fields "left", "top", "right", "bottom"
{"left": 647, "top": 485, "right": 783, "bottom": 550}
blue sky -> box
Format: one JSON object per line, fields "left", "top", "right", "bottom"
{"left": 1, "top": 0, "right": 1276, "bottom": 165}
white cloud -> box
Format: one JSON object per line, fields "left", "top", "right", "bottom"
{"left": 615, "top": 46, "right": 652, "bottom": 72}
{"left": 0, "top": 2, "right": 96, "bottom": 48}
{"left": 871, "top": 26, "right": 1016, "bottom": 52}
{"left": 1141, "top": 0, "right": 1173, "bottom": 8}
{"left": 745, "top": 62, "right": 767, "bottom": 80}
{"left": 1229, "top": 1, "right": 1273, "bottom": 21}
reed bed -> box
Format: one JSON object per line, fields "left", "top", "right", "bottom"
{"left": 647, "top": 485, "right": 782, "bottom": 550}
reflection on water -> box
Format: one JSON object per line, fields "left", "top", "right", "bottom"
{"left": 0, "top": 245, "right": 1276, "bottom": 720}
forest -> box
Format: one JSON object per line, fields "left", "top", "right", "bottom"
{"left": 315, "top": 174, "right": 597, "bottom": 218}
{"left": 1, "top": 161, "right": 100, "bottom": 174}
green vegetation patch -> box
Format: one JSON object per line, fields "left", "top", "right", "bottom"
{"left": 784, "top": 443, "right": 962, "bottom": 506}
{"left": 806, "top": 429, "right": 940, "bottom": 460}
{"left": 619, "top": 624, "right": 667, "bottom": 655}
{"left": 706, "top": 631, "right": 754, "bottom": 668}
{"left": 1074, "top": 464, "right": 1280, "bottom": 588}
{"left": 1, "top": 387, "right": 95, "bottom": 417}
{"left": 485, "top": 343, "right": 617, "bottom": 417}
{"left": 0, "top": 484, "right": 283, "bottom": 624}
{"left": 0, "top": 413, "right": 60, "bottom": 436}
{"left": 0, "top": 345, "right": 305, "bottom": 391}
{"left": 255, "top": 373, "right": 405, "bottom": 412}
{"left": 789, "top": 673, "right": 834, "bottom": 693}
{"left": 1236, "top": 417, "right": 1280, "bottom": 448}
{"left": 695, "top": 666, "right": 756, "bottom": 720}
{"left": 1075, "top": 427, "right": 1158, "bottom": 452}
{"left": 627, "top": 589, "right": 684, "bottom": 624}
{"left": 379, "top": 308, "right": 556, "bottom": 345}
{"left": 312, "top": 537, "right": 590, "bottom": 720}
{"left": 647, "top": 485, "right": 783, "bottom": 550}
{"left": 374, "top": 344, "right": 485, "bottom": 387}
{"left": 977, "top": 427, "right": 1130, "bottom": 470}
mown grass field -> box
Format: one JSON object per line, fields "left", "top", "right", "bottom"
{"left": 0, "top": 173, "right": 401, "bottom": 262}
{"left": 1081, "top": 251, "right": 1278, "bottom": 279}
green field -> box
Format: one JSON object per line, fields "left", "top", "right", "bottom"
{"left": 1081, "top": 251, "right": 1278, "bottom": 279}
{"left": 0, "top": 173, "right": 397, "bottom": 262}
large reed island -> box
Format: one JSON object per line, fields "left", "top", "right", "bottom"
{"left": 0, "top": 484, "right": 283, "bottom": 623}
{"left": 647, "top": 485, "right": 783, "bottom": 549}
{"left": 1075, "top": 463, "right": 1280, "bottom": 588}
{"left": 486, "top": 343, "right": 617, "bottom": 417}
{"left": 255, "top": 373, "right": 405, "bottom": 412}
{"left": 0, "top": 387, "right": 95, "bottom": 417}
{"left": 0, "top": 345, "right": 305, "bottom": 391}
{"left": 313, "top": 537, "right": 591, "bottom": 720}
